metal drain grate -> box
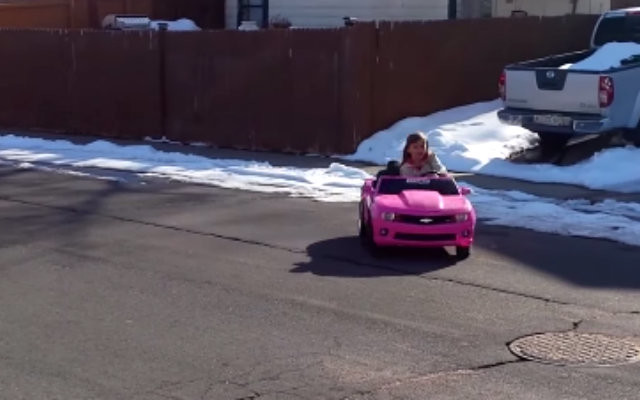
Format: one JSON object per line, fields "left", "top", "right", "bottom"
{"left": 509, "top": 332, "right": 640, "bottom": 367}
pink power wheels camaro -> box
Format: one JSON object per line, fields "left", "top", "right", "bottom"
{"left": 358, "top": 171, "right": 476, "bottom": 260}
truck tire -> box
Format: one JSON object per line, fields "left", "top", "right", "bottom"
{"left": 538, "top": 133, "right": 569, "bottom": 156}
{"left": 623, "top": 126, "right": 640, "bottom": 147}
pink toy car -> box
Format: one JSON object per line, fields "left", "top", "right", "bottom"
{"left": 358, "top": 174, "right": 476, "bottom": 260}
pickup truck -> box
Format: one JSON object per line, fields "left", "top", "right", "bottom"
{"left": 497, "top": 8, "right": 640, "bottom": 152}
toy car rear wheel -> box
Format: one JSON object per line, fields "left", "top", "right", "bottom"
{"left": 456, "top": 246, "right": 470, "bottom": 260}
{"left": 358, "top": 203, "right": 367, "bottom": 240}
{"left": 358, "top": 204, "right": 369, "bottom": 246}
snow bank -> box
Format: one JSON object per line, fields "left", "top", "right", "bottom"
{"left": 344, "top": 100, "right": 536, "bottom": 171}
{"left": 477, "top": 147, "right": 640, "bottom": 193}
{"left": 0, "top": 134, "right": 367, "bottom": 202}
{"left": 344, "top": 100, "right": 640, "bottom": 193}
{"left": 470, "top": 185, "right": 640, "bottom": 247}
{"left": 560, "top": 42, "right": 640, "bottom": 71}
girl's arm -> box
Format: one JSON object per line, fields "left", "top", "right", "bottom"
{"left": 399, "top": 163, "right": 418, "bottom": 177}
{"left": 428, "top": 153, "right": 447, "bottom": 174}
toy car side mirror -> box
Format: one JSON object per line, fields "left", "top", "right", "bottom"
{"left": 459, "top": 186, "right": 472, "bottom": 195}
{"left": 362, "top": 180, "right": 374, "bottom": 193}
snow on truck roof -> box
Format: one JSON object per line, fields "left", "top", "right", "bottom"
{"left": 607, "top": 7, "right": 640, "bottom": 15}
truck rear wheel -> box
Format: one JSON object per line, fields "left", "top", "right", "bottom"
{"left": 538, "top": 133, "right": 569, "bottom": 157}
{"left": 623, "top": 126, "right": 640, "bottom": 147}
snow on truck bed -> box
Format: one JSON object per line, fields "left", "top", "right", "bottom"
{"left": 560, "top": 42, "right": 640, "bottom": 71}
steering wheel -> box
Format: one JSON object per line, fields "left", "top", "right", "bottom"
{"left": 420, "top": 171, "right": 447, "bottom": 177}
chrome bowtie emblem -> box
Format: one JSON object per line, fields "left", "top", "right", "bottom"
{"left": 546, "top": 71, "right": 555, "bottom": 79}
{"left": 420, "top": 218, "right": 433, "bottom": 224}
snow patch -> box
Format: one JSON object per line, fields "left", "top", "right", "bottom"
{"left": 0, "top": 134, "right": 368, "bottom": 202}
{"left": 469, "top": 185, "right": 640, "bottom": 247}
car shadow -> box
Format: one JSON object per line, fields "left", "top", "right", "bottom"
{"left": 290, "top": 236, "right": 459, "bottom": 277}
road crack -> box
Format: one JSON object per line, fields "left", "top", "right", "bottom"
{"left": 234, "top": 392, "right": 261, "bottom": 400}
{"left": 571, "top": 319, "right": 584, "bottom": 331}
{"left": 342, "top": 359, "right": 526, "bottom": 399}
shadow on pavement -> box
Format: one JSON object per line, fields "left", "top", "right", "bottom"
{"left": 291, "top": 236, "right": 458, "bottom": 277}
{"left": 474, "top": 223, "right": 640, "bottom": 289}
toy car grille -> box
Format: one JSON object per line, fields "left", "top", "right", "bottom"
{"left": 394, "top": 233, "right": 457, "bottom": 242}
{"left": 395, "top": 214, "right": 455, "bottom": 225}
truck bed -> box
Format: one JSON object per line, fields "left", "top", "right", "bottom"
{"left": 510, "top": 43, "right": 640, "bottom": 72}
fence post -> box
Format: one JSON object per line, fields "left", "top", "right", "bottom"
{"left": 158, "top": 22, "right": 168, "bottom": 139}
{"left": 88, "top": 0, "right": 99, "bottom": 28}
{"left": 336, "top": 23, "right": 376, "bottom": 154}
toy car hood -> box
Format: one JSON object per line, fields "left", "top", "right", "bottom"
{"left": 375, "top": 190, "right": 471, "bottom": 213}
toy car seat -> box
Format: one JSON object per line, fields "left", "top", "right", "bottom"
{"left": 374, "top": 160, "right": 400, "bottom": 187}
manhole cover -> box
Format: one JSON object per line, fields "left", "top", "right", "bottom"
{"left": 509, "top": 332, "right": 640, "bottom": 367}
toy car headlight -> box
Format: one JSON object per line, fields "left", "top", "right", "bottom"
{"left": 381, "top": 212, "right": 396, "bottom": 221}
{"left": 455, "top": 213, "right": 470, "bottom": 222}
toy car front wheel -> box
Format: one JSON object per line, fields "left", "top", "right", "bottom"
{"left": 358, "top": 203, "right": 367, "bottom": 240}
{"left": 362, "top": 214, "right": 383, "bottom": 257}
{"left": 456, "top": 246, "right": 470, "bottom": 260}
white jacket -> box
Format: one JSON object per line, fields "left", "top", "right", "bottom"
{"left": 399, "top": 153, "right": 447, "bottom": 176}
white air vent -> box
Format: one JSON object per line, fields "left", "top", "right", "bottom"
{"left": 102, "top": 14, "right": 152, "bottom": 30}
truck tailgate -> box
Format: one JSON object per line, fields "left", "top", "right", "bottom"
{"left": 505, "top": 69, "right": 603, "bottom": 115}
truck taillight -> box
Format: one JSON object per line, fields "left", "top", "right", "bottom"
{"left": 498, "top": 71, "right": 506, "bottom": 101}
{"left": 599, "top": 76, "right": 614, "bottom": 108}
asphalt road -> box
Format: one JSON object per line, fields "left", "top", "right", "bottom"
{"left": 1, "top": 165, "right": 640, "bottom": 400}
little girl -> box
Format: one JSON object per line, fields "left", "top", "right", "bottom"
{"left": 399, "top": 132, "right": 447, "bottom": 177}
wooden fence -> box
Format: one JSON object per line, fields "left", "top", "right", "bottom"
{"left": 0, "top": 15, "right": 598, "bottom": 154}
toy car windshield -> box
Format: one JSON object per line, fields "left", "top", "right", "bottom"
{"left": 377, "top": 177, "right": 460, "bottom": 196}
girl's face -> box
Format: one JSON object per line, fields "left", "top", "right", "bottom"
{"left": 408, "top": 139, "right": 426, "bottom": 162}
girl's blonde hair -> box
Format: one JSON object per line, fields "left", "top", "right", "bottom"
{"left": 402, "top": 132, "right": 428, "bottom": 164}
